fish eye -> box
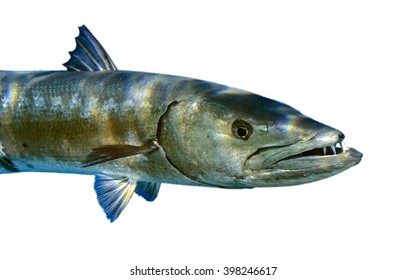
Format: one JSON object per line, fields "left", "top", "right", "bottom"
{"left": 232, "top": 119, "right": 253, "bottom": 140}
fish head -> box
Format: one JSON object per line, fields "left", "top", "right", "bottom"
{"left": 158, "top": 89, "right": 362, "bottom": 188}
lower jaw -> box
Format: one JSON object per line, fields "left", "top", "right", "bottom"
{"left": 242, "top": 148, "right": 362, "bottom": 187}
{"left": 256, "top": 147, "right": 362, "bottom": 170}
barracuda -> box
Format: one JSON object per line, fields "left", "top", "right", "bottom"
{"left": 0, "top": 26, "right": 362, "bottom": 222}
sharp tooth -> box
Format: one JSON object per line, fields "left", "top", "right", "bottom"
{"left": 342, "top": 141, "right": 349, "bottom": 151}
{"left": 323, "top": 146, "right": 327, "bottom": 155}
{"left": 339, "top": 141, "right": 343, "bottom": 151}
{"left": 331, "top": 145, "right": 336, "bottom": 155}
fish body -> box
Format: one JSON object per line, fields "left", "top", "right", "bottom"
{"left": 0, "top": 70, "right": 219, "bottom": 185}
{"left": 0, "top": 26, "right": 362, "bottom": 222}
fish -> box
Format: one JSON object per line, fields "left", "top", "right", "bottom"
{"left": 0, "top": 26, "right": 362, "bottom": 222}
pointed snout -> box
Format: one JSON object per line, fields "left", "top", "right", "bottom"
{"left": 291, "top": 115, "right": 344, "bottom": 144}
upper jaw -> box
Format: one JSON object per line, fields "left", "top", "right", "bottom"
{"left": 245, "top": 131, "right": 349, "bottom": 171}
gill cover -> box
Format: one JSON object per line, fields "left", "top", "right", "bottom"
{"left": 158, "top": 99, "right": 243, "bottom": 187}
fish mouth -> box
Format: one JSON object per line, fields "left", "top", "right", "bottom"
{"left": 275, "top": 141, "right": 345, "bottom": 165}
{"left": 245, "top": 132, "right": 362, "bottom": 172}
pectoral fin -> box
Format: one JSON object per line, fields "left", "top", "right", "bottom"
{"left": 82, "top": 140, "right": 159, "bottom": 167}
{"left": 94, "top": 174, "right": 161, "bottom": 222}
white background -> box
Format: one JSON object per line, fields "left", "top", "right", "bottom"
{"left": 0, "top": 1, "right": 404, "bottom": 279}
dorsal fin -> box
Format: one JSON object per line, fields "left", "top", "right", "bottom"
{"left": 63, "top": 25, "right": 117, "bottom": 71}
